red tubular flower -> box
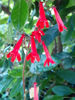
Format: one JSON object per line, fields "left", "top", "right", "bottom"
{"left": 36, "top": 2, "right": 49, "bottom": 29}
{"left": 34, "top": 82, "right": 39, "bottom": 100}
{"left": 32, "top": 28, "right": 45, "bottom": 43}
{"left": 26, "top": 36, "right": 40, "bottom": 63}
{"left": 42, "top": 41, "right": 55, "bottom": 67}
{"left": 7, "top": 34, "right": 25, "bottom": 62}
{"left": 53, "top": 7, "right": 67, "bottom": 32}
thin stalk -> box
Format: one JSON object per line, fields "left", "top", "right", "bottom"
{"left": 22, "top": 40, "right": 31, "bottom": 100}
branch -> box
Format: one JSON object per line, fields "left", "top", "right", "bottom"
{"left": 52, "top": 39, "right": 57, "bottom": 55}
{"left": 0, "top": 5, "right": 10, "bottom": 15}
{"left": 55, "top": 0, "right": 62, "bottom": 9}
{"left": 57, "top": 34, "right": 63, "bottom": 53}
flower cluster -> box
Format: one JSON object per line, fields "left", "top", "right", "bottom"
{"left": 7, "top": 1, "right": 67, "bottom": 67}
{"left": 26, "top": 1, "right": 55, "bottom": 66}
{"left": 36, "top": 2, "right": 49, "bottom": 29}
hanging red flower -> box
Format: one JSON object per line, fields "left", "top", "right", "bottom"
{"left": 34, "top": 82, "right": 39, "bottom": 100}
{"left": 36, "top": 1, "right": 49, "bottom": 29}
{"left": 53, "top": 7, "right": 67, "bottom": 32}
{"left": 42, "top": 41, "right": 55, "bottom": 66}
{"left": 7, "top": 34, "right": 25, "bottom": 62}
{"left": 32, "top": 28, "right": 45, "bottom": 43}
{"left": 26, "top": 36, "right": 40, "bottom": 63}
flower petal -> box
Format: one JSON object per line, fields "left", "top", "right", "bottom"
{"left": 36, "top": 54, "right": 40, "bottom": 62}
{"left": 53, "top": 7, "right": 67, "bottom": 32}
{"left": 44, "top": 59, "right": 47, "bottom": 67}
{"left": 39, "top": 29, "right": 45, "bottom": 36}
{"left": 26, "top": 53, "right": 32, "bottom": 61}
{"left": 6, "top": 34, "right": 25, "bottom": 62}
{"left": 45, "top": 20, "right": 49, "bottom": 28}
{"left": 11, "top": 55, "right": 16, "bottom": 62}
{"left": 31, "top": 55, "right": 35, "bottom": 63}
{"left": 7, "top": 51, "right": 12, "bottom": 58}
{"left": 34, "top": 82, "right": 39, "bottom": 100}
{"left": 49, "top": 58, "right": 55, "bottom": 64}
{"left": 17, "top": 52, "right": 21, "bottom": 62}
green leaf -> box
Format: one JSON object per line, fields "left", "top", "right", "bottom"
{"left": 3, "top": 46, "right": 11, "bottom": 53}
{"left": 8, "top": 66, "right": 23, "bottom": 78}
{"left": 0, "top": 38, "right": 4, "bottom": 47}
{"left": 0, "top": 57, "right": 4, "bottom": 67}
{"left": 62, "top": 58, "right": 73, "bottom": 69}
{"left": 0, "top": 17, "right": 8, "bottom": 24}
{"left": 55, "top": 52, "right": 73, "bottom": 70}
{"left": 56, "top": 69, "right": 75, "bottom": 84}
{"left": 42, "top": 24, "right": 59, "bottom": 46}
{"left": 60, "top": 6, "right": 75, "bottom": 19}
{"left": 44, "top": 95, "right": 63, "bottom": 100}
{"left": 8, "top": 66, "right": 31, "bottom": 78}
{"left": 32, "top": 0, "right": 35, "bottom": 2}
{"left": 10, "top": 78, "right": 22, "bottom": 97}
{"left": 48, "top": 41, "right": 54, "bottom": 54}
{"left": 11, "top": 0, "right": 28, "bottom": 29}
{"left": 30, "top": 54, "right": 60, "bottom": 74}
{"left": 71, "top": 97, "right": 75, "bottom": 100}
{"left": 6, "top": 22, "right": 14, "bottom": 43}
{"left": 55, "top": 52, "right": 71, "bottom": 60}
{"left": 0, "top": 75, "right": 14, "bottom": 92}
{"left": 67, "top": 0, "right": 75, "bottom": 8}
{"left": 52, "top": 85, "right": 73, "bottom": 96}
{"left": 40, "top": 72, "right": 56, "bottom": 90}
{"left": 61, "top": 14, "right": 75, "bottom": 42}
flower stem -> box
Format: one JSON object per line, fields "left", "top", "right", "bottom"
{"left": 23, "top": 55, "right": 26, "bottom": 100}
{"left": 22, "top": 40, "right": 31, "bottom": 100}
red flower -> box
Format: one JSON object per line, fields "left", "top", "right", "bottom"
{"left": 32, "top": 28, "right": 45, "bottom": 42}
{"left": 34, "top": 82, "right": 39, "bottom": 100}
{"left": 26, "top": 36, "right": 40, "bottom": 63}
{"left": 36, "top": 2, "right": 49, "bottom": 29}
{"left": 7, "top": 34, "right": 25, "bottom": 62}
{"left": 42, "top": 41, "right": 55, "bottom": 66}
{"left": 53, "top": 7, "right": 67, "bottom": 32}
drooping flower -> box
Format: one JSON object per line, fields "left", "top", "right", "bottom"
{"left": 7, "top": 34, "right": 25, "bottom": 62}
{"left": 53, "top": 7, "right": 67, "bottom": 32}
{"left": 26, "top": 36, "right": 40, "bottom": 63}
{"left": 36, "top": 1, "right": 49, "bottom": 29}
{"left": 32, "top": 28, "right": 45, "bottom": 43}
{"left": 34, "top": 82, "right": 39, "bottom": 100}
{"left": 42, "top": 41, "right": 55, "bottom": 67}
